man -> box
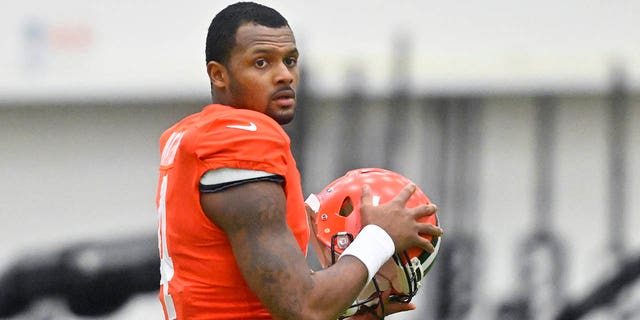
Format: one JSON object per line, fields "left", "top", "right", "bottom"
{"left": 156, "top": 2, "right": 443, "bottom": 319}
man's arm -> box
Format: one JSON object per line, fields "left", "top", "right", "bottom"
{"left": 200, "top": 181, "right": 440, "bottom": 320}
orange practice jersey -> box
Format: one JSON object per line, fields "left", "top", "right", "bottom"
{"left": 156, "top": 104, "right": 309, "bottom": 319}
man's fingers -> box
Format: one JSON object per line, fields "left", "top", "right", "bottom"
{"left": 414, "top": 237, "right": 436, "bottom": 253}
{"left": 410, "top": 203, "right": 438, "bottom": 218}
{"left": 379, "top": 290, "right": 416, "bottom": 316}
{"left": 392, "top": 183, "right": 417, "bottom": 205}
{"left": 380, "top": 301, "right": 416, "bottom": 316}
{"left": 360, "top": 184, "right": 372, "bottom": 205}
{"left": 419, "top": 222, "right": 444, "bottom": 237}
{"left": 363, "top": 183, "right": 417, "bottom": 206}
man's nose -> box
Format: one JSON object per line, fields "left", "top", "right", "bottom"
{"left": 274, "top": 63, "right": 294, "bottom": 85}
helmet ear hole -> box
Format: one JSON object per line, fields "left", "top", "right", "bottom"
{"left": 339, "top": 197, "right": 354, "bottom": 217}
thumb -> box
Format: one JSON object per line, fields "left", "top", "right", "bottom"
{"left": 361, "top": 184, "right": 372, "bottom": 206}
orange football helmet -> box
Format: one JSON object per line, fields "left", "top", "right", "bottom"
{"left": 306, "top": 168, "right": 441, "bottom": 317}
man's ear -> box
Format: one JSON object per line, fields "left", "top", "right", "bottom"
{"left": 207, "top": 61, "right": 228, "bottom": 90}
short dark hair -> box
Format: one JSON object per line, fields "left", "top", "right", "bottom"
{"left": 205, "top": 2, "right": 290, "bottom": 65}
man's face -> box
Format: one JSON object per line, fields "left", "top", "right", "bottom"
{"left": 225, "top": 23, "right": 299, "bottom": 125}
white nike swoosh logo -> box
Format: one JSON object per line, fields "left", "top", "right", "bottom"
{"left": 226, "top": 122, "right": 257, "bottom": 131}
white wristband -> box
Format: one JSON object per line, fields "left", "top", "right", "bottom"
{"left": 339, "top": 224, "right": 395, "bottom": 280}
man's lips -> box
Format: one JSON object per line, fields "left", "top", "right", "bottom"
{"left": 272, "top": 88, "right": 296, "bottom": 102}
{"left": 272, "top": 89, "right": 296, "bottom": 108}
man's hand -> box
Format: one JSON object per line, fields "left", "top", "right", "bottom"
{"left": 359, "top": 183, "right": 442, "bottom": 254}
{"left": 346, "top": 290, "right": 416, "bottom": 320}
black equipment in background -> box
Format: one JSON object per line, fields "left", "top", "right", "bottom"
{"left": 0, "top": 234, "right": 158, "bottom": 317}
{"left": 554, "top": 253, "right": 640, "bottom": 320}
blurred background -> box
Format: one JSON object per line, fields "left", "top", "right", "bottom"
{"left": 1, "top": 0, "right": 639, "bottom": 319}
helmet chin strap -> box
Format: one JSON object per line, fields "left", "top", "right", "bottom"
{"left": 338, "top": 277, "right": 386, "bottom": 320}
{"left": 372, "top": 278, "right": 386, "bottom": 319}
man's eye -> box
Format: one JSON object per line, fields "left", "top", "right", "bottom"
{"left": 255, "top": 59, "right": 267, "bottom": 68}
{"left": 284, "top": 57, "right": 297, "bottom": 67}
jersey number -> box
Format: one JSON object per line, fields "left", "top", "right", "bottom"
{"left": 158, "top": 131, "right": 184, "bottom": 320}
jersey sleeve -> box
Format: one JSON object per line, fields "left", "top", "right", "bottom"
{"left": 194, "top": 109, "right": 291, "bottom": 178}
